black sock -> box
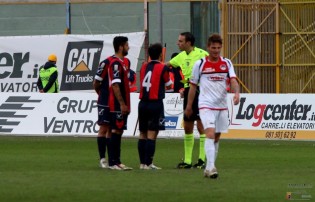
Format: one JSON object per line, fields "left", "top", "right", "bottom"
{"left": 116, "top": 135, "right": 122, "bottom": 164}
{"left": 97, "top": 136, "right": 106, "bottom": 159}
{"left": 145, "top": 139, "right": 156, "bottom": 166}
{"left": 138, "top": 139, "right": 146, "bottom": 164}
{"left": 110, "top": 133, "right": 122, "bottom": 165}
{"left": 108, "top": 136, "right": 115, "bottom": 166}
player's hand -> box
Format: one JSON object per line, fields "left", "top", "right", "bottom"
{"left": 120, "top": 104, "right": 129, "bottom": 115}
{"left": 179, "top": 88, "right": 184, "bottom": 98}
{"left": 39, "top": 89, "right": 44, "bottom": 93}
{"left": 233, "top": 93, "right": 240, "bottom": 105}
{"left": 184, "top": 107, "right": 193, "bottom": 118}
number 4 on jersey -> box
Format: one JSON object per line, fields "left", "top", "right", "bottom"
{"left": 142, "top": 71, "right": 152, "bottom": 92}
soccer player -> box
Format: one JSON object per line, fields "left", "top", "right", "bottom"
{"left": 94, "top": 53, "right": 112, "bottom": 169}
{"left": 185, "top": 34, "right": 240, "bottom": 178}
{"left": 93, "top": 36, "right": 132, "bottom": 171}
{"left": 138, "top": 43, "right": 172, "bottom": 170}
{"left": 166, "top": 32, "right": 208, "bottom": 169}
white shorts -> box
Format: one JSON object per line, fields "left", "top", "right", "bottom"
{"left": 199, "top": 109, "right": 229, "bottom": 133}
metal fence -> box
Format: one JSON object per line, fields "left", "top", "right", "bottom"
{"left": 221, "top": 0, "right": 315, "bottom": 93}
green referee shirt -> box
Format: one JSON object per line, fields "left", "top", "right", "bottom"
{"left": 169, "top": 47, "right": 208, "bottom": 87}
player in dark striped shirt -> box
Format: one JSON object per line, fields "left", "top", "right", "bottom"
{"left": 138, "top": 43, "right": 173, "bottom": 169}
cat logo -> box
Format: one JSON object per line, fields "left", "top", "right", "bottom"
{"left": 60, "top": 41, "right": 103, "bottom": 91}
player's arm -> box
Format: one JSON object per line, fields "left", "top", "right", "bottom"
{"left": 230, "top": 78, "right": 240, "bottom": 105}
{"left": 184, "top": 83, "right": 197, "bottom": 118}
{"left": 165, "top": 61, "right": 171, "bottom": 67}
{"left": 166, "top": 53, "right": 180, "bottom": 68}
{"left": 94, "top": 60, "right": 108, "bottom": 94}
{"left": 112, "top": 83, "right": 129, "bottom": 114}
{"left": 111, "top": 61, "right": 129, "bottom": 115}
{"left": 93, "top": 80, "right": 101, "bottom": 94}
{"left": 226, "top": 58, "right": 240, "bottom": 105}
{"left": 184, "top": 60, "right": 200, "bottom": 117}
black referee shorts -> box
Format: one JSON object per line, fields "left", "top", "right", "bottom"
{"left": 183, "top": 87, "right": 200, "bottom": 121}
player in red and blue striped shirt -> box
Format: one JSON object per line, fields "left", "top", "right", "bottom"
{"left": 138, "top": 43, "right": 173, "bottom": 169}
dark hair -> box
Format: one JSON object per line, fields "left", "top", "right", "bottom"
{"left": 171, "top": 52, "right": 178, "bottom": 59}
{"left": 180, "top": 32, "right": 195, "bottom": 46}
{"left": 148, "top": 43, "right": 163, "bottom": 60}
{"left": 207, "top": 34, "right": 222, "bottom": 45}
{"left": 113, "top": 36, "right": 128, "bottom": 53}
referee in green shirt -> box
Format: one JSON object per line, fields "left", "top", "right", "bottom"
{"left": 166, "top": 32, "right": 208, "bottom": 169}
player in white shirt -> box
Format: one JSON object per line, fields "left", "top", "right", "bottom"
{"left": 185, "top": 34, "right": 240, "bottom": 179}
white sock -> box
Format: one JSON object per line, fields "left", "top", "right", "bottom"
{"left": 214, "top": 142, "right": 219, "bottom": 161}
{"left": 205, "top": 138, "right": 215, "bottom": 171}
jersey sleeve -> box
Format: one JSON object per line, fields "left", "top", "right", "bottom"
{"left": 109, "top": 60, "right": 123, "bottom": 84}
{"left": 226, "top": 58, "right": 237, "bottom": 79}
{"left": 94, "top": 60, "right": 108, "bottom": 81}
{"left": 189, "top": 59, "right": 202, "bottom": 85}
{"left": 169, "top": 54, "right": 181, "bottom": 68}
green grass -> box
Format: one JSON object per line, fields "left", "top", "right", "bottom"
{"left": 0, "top": 136, "right": 314, "bottom": 202}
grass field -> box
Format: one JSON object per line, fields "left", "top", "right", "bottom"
{"left": 0, "top": 136, "right": 314, "bottom": 202}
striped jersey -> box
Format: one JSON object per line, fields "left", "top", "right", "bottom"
{"left": 139, "top": 60, "right": 172, "bottom": 101}
{"left": 94, "top": 55, "right": 131, "bottom": 112}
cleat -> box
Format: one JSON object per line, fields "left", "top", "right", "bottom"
{"left": 140, "top": 164, "right": 146, "bottom": 169}
{"left": 204, "top": 168, "right": 218, "bottom": 179}
{"left": 144, "top": 164, "right": 162, "bottom": 170}
{"left": 99, "top": 158, "right": 108, "bottom": 169}
{"left": 109, "top": 165, "right": 123, "bottom": 170}
{"left": 177, "top": 161, "right": 192, "bottom": 169}
{"left": 117, "top": 164, "right": 133, "bottom": 171}
{"left": 193, "top": 159, "right": 206, "bottom": 169}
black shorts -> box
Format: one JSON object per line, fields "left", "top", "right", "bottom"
{"left": 97, "top": 105, "right": 110, "bottom": 125}
{"left": 110, "top": 112, "right": 128, "bottom": 130}
{"left": 138, "top": 100, "right": 165, "bottom": 132}
{"left": 183, "top": 87, "right": 200, "bottom": 121}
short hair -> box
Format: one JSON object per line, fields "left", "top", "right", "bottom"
{"left": 180, "top": 32, "right": 195, "bottom": 46}
{"left": 207, "top": 34, "right": 223, "bottom": 45}
{"left": 113, "top": 36, "right": 128, "bottom": 53}
{"left": 148, "top": 43, "right": 163, "bottom": 60}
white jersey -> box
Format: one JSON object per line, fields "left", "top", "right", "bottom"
{"left": 190, "top": 56, "right": 237, "bottom": 110}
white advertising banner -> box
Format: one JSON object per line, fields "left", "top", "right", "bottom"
{"left": 225, "top": 94, "right": 315, "bottom": 140}
{"left": 0, "top": 33, "right": 145, "bottom": 92}
{"left": 0, "top": 93, "right": 138, "bottom": 136}
{"left": 0, "top": 93, "right": 315, "bottom": 140}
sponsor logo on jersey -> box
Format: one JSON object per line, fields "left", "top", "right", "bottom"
{"left": 220, "top": 64, "right": 227, "bottom": 71}
{"left": 203, "top": 67, "right": 215, "bottom": 73}
{"left": 209, "top": 75, "right": 225, "bottom": 81}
